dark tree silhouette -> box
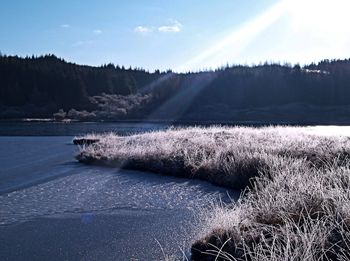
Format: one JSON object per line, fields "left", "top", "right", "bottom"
{"left": 1, "top": 53, "right": 350, "bottom": 123}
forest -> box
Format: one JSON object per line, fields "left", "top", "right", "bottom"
{"left": 1, "top": 54, "right": 350, "bottom": 123}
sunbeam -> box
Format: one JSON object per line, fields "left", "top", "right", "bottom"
{"left": 176, "top": 0, "right": 289, "bottom": 72}
{"left": 145, "top": 72, "right": 218, "bottom": 122}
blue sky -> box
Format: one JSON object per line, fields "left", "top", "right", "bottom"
{"left": 1, "top": 0, "right": 350, "bottom": 71}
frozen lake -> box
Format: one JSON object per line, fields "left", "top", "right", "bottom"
{"left": 0, "top": 122, "right": 236, "bottom": 260}
{"left": 0, "top": 122, "right": 349, "bottom": 260}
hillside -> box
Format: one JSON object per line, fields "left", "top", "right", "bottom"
{"left": 1, "top": 54, "right": 350, "bottom": 123}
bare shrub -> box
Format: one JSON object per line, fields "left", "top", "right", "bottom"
{"left": 67, "top": 108, "right": 96, "bottom": 120}
{"left": 89, "top": 92, "right": 152, "bottom": 118}
{"left": 53, "top": 108, "right": 66, "bottom": 120}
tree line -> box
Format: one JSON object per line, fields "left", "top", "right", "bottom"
{"left": 1, "top": 54, "right": 350, "bottom": 123}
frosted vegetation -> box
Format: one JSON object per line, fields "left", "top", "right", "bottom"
{"left": 54, "top": 93, "right": 153, "bottom": 121}
{"left": 76, "top": 126, "right": 350, "bottom": 260}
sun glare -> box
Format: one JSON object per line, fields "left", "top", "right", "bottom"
{"left": 282, "top": 0, "right": 350, "bottom": 63}
{"left": 177, "top": 0, "right": 350, "bottom": 72}
{"left": 287, "top": 0, "right": 350, "bottom": 36}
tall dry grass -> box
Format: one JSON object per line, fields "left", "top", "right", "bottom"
{"left": 192, "top": 157, "right": 350, "bottom": 260}
{"left": 75, "top": 126, "right": 350, "bottom": 260}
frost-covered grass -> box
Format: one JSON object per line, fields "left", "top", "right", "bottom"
{"left": 76, "top": 126, "right": 350, "bottom": 189}
{"left": 75, "top": 126, "right": 350, "bottom": 260}
{"left": 192, "top": 158, "right": 350, "bottom": 260}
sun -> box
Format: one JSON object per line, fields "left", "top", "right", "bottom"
{"left": 286, "top": 0, "right": 350, "bottom": 37}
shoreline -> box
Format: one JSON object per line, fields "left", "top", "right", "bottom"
{"left": 3, "top": 118, "right": 350, "bottom": 126}
{"left": 1, "top": 135, "right": 235, "bottom": 260}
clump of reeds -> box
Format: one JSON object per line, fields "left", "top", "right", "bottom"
{"left": 191, "top": 157, "right": 350, "bottom": 260}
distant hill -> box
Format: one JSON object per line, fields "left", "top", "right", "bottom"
{"left": 1, "top": 54, "right": 350, "bottom": 124}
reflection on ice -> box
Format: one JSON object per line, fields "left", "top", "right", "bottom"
{"left": 0, "top": 163, "right": 233, "bottom": 226}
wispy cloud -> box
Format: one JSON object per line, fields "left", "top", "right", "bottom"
{"left": 60, "top": 24, "right": 70, "bottom": 28}
{"left": 134, "top": 20, "right": 182, "bottom": 34}
{"left": 93, "top": 29, "right": 103, "bottom": 34}
{"left": 72, "top": 40, "right": 94, "bottom": 47}
{"left": 134, "top": 26, "right": 154, "bottom": 34}
{"left": 158, "top": 20, "right": 182, "bottom": 33}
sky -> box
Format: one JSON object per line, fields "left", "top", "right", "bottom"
{"left": 1, "top": 0, "right": 350, "bottom": 72}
